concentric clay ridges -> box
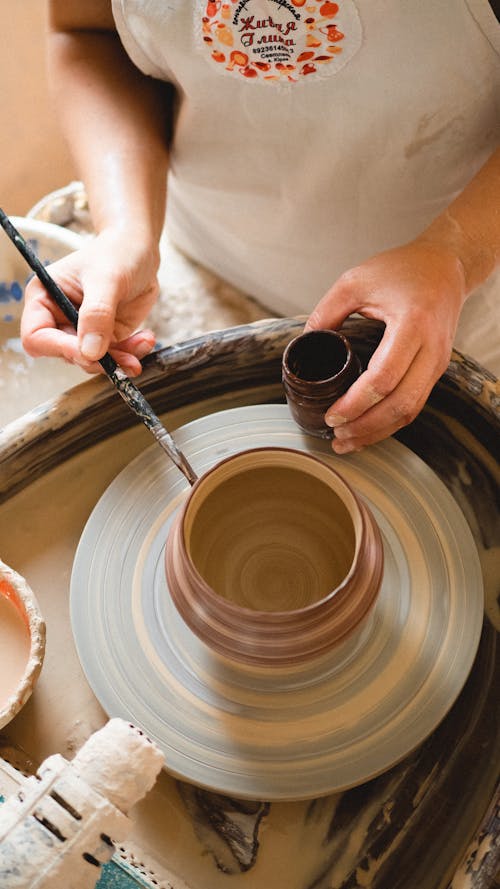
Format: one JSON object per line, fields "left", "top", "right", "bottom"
{"left": 165, "top": 448, "right": 384, "bottom": 666}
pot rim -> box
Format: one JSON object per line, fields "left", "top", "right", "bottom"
{"left": 177, "top": 446, "right": 368, "bottom": 621}
{"left": 282, "top": 329, "right": 354, "bottom": 387}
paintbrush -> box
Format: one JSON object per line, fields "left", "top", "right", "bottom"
{"left": 0, "top": 208, "right": 198, "bottom": 486}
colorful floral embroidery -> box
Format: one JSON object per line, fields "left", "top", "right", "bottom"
{"left": 199, "top": 0, "right": 360, "bottom": 82}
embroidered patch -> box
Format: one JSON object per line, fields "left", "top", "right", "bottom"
{"left": 198, "top": 0, "right": 362, "bottom": 83}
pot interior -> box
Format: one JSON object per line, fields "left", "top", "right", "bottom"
{"left": 183, "top": 451, "right": 358, "bottom": 613}
{"left": 284, "top": 330, "right": 349, "bottom": 382}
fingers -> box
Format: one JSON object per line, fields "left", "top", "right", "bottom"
{"left": 110, "top": 329, "right": 156, "bottom": 376}
{"left": 21, "top": 274, "right": 79, "bottom": 361}
{"left": 305, "top": 271, "right": 359, "bottom": 332}
{"left": 73, "top": 329, "right": 155, "bottom": 375}
{"left": 21, "top": 233, "right": 160, "bottom": 373}
{"left": 22, "top": 293, "right": 156, "bottom": 377}
{"left": 324, "top": 321, "right": 419, "bottom": 425}
{"left": 75, "top": 239, "right": 160, "bottom": 360}
{"left": 325, "top": 338, "right": 449, "bottom": 453}
{"left": 77, "top": 265, "right": 125, "bottom": 361}
{"left": 303, "top": 243, "right": 463, "bottom": 450}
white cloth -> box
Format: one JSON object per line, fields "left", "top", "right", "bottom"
{"left": 112, "top": 0, "right": 500, "bottom": 372}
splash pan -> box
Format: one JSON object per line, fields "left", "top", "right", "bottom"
{"left": 70, "top": 405, "right": 483, "bottom": 801}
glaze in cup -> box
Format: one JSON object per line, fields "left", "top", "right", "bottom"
{"left": 165, "top": 448, "right": 383, "bottom": 667}
{"left": 0, "top": 560, "right": 46, "bottom": 729}
{"left": 282, "top": 329, "right": 361, "bottom": 438}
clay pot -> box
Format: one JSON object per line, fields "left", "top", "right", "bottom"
{"left": 282, "top": 329, "right": 361, "bottom": 438}
{"left": 165, "top": 448, "right": 383, "bottom": 667}
{"left": 0, "top": 560, "right": 46, "bottom": 729}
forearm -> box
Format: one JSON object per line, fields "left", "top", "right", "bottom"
{"left": 416, "top": 147, "right": 500, "bottom": 295}
{"left": 47, "top": 19, "right": 171, "bottom": 247}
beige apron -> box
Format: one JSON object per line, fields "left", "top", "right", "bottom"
{"left": 112, "top": 0, "right": 500, "bottom": 372}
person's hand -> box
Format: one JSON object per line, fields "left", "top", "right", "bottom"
{"left": 21, "top": 227, "right": 161, "bottom": 376}
{"left": 305, "top": 240, "right": 467, "bottom": 453}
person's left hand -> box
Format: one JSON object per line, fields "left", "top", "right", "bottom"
{"left": 305, "top": 240, "right": 467, "bottom": 453}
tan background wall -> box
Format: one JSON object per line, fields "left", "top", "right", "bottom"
{"left": 0, "top": 0, "right": 76, "bottom": 215}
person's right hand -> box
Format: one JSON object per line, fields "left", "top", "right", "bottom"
{"left": 21, "top": 227, "right": 161, "bottom": 376}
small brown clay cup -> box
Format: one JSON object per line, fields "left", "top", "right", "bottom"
{"left": 165, "top": 448, "right": 383, "bottom": 667}
{"left": 282, "top": 329, "right": 361, "bottom": 438}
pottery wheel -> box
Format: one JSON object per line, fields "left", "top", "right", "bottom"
{"left": 70, "top": 405, "right": 483, "bottom": 801}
